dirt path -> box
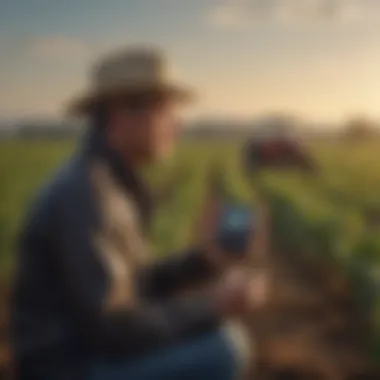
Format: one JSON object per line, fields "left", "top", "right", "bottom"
{"left": 248, "top": 249, "right": 378, "bottom": 380}
{"left": 0, "top": 250, "right": 377, "bottom": 379}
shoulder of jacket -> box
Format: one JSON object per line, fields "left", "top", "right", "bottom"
{"left": 33, "top": 157, "right": 91, "bottom": 217}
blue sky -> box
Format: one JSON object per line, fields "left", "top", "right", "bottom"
{"left": 1, "top": 0, "right": 380, "bottom": 122}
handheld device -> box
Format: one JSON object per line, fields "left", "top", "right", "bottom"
{"left": 216, "top": 204, "right": 255, "bottom": 255}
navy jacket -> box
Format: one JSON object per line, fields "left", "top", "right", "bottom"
{"left": 11, "top": 129, "right": 219, "bottom": 379}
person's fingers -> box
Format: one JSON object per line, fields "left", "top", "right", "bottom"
{"left": 249, "top": 273, "right": 269, "bottom": 308}
{"left": 224, "top": 269, "right": 249, "bottom": 287}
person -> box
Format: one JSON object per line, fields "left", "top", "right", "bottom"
{"left": 11, "top": 47, "right": 263, "bottom": 380}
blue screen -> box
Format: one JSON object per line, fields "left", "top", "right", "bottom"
{"left": 217, "top": 205, "right": 255, "bottom": 254}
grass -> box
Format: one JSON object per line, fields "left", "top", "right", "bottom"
{"left": 1, "top": 138, "right": 380, "bottom": 271}
{"left": 1, "top": 136, "right": 380, "bottom": 359}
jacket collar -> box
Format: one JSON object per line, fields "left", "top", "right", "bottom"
{"left": 82, "top": 127, "right": 153, "bottom": 232}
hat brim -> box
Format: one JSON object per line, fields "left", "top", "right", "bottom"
{"left": 67, "top": 82, "right": 195, "bottom": 116}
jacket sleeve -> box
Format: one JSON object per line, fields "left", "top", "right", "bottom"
{"left": 137, "top": 248, "right": 217, "bottom": 299}
{"left": 52, "top": 171, "right": 220, "bottom": 357}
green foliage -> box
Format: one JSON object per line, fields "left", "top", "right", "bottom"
{"left": 1, "top": 138, "right": 380, "bottom": 359}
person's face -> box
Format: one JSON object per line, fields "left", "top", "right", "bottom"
{"left": 108, "top": 93, "right": 180, "bottom": 164}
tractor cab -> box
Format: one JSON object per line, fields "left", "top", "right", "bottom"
{"left": 243, "top": 123, "right": 316, "bottom": 174}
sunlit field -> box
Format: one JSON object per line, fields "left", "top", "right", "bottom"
{"left": 1, "top": 138, "right": 380, "bottom": 357}
{"left": 1, "top": 138, "right": 380, "bottom": 268}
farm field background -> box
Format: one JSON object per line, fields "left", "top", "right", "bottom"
{"left": 1, "top": 138, "right": 380, "bottom": 268}
{"left": 1, "top": 138, "right": 380, "bottom": 266}
{"left": 1, "top": 138, "right": 380, "bottom": 350}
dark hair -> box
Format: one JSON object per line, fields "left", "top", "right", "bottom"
{"left": 90, "top": 103, "right": 108, "bottom": 131}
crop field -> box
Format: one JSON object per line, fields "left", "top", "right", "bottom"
{"left": 0, "top": 137, "right": 380, "bottom": 375}
{"left": 1, "top": 139, "right": 380, "bottom": 269}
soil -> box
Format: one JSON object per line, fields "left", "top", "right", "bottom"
{"left": 0, "top": 249, "right": 378, "bottom": 380}
{"left": 246, "top": 249, "right": 378, "bottom": 380}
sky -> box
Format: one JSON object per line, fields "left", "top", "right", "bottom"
{"left": 1, "top": 0, "right": 380, "bottom": 123}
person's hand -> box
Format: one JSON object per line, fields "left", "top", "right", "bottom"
{"left": 192, "top": 164, "right": 271, "bottom": 272}
{"left": 191, "top": 166, "right": 226, "bottom": 267}
{"left": 214, "top": 269, "right": 269, "bottom": 318}
{"left": 248, "top": 270, "right": 269, "bottom": 310}
{"left": 214, "top": 270, "right": 252, "bottom": 318}
{"left": 192, "top": 165, "right": 246, "bottom": 270}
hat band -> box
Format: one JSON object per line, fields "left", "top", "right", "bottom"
{"left": 90, "top": 78, "right": 173, "bottom": 95}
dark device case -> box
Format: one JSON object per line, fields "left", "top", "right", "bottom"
{"left": 216, "top": 204, "right": 255, "bottom": 255}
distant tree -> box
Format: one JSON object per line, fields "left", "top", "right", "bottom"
{"left": 344, "top": 116, "right": 379, "bottom": 141}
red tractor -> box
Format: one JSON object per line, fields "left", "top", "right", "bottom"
{"left": 243, "top": 128, "right": 317, "bottom": 176}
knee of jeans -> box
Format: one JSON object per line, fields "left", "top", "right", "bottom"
{"left": 220, "top": 322, "right": 253, "bottom": 376}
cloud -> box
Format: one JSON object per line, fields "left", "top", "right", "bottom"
{"left": 0, "top": 34, "right": 141, "bottom": 118}
{"left": 25, "top": 34, "right": 134, "bottom": 63}
{"left": 27, "top": 36, "right": 93, "bottom": 61}
{"left": 208, "top": 0, "right": 377, "bottom": 27}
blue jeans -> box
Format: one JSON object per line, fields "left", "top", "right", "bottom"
{"left": 91, "top": 330, "right": 240, "bottom": 380}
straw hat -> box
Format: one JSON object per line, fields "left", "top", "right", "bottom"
{"left": 67, "top": 46, "right": 194, "bottom": 115}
